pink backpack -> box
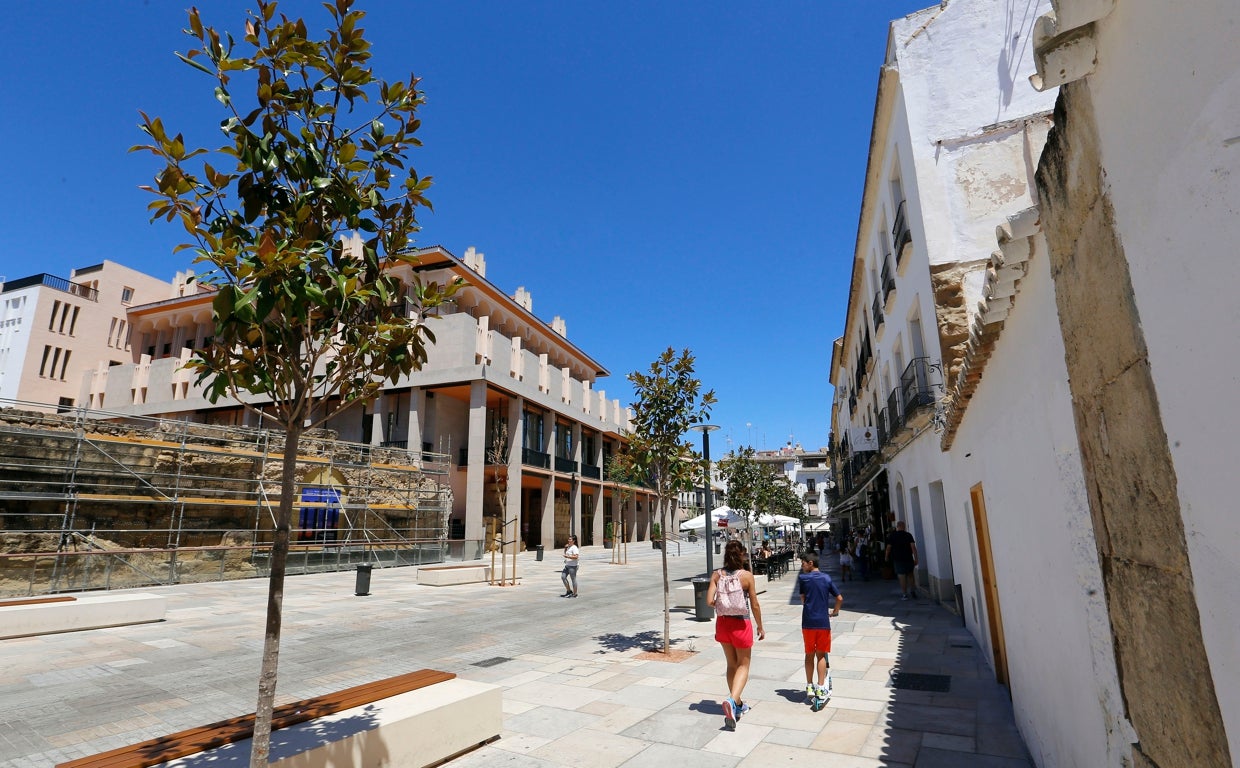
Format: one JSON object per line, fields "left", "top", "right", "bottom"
{"left": 714, "top": 569, "right": 749, "bottom": 617}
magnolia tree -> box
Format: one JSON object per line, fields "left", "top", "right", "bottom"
{"left": 133, "top": 2, "right": 459, "bottom": 764}
{"left": 626, "top": 348, "right": 715, "bottom": 653}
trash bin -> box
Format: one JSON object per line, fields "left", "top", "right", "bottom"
{"left": 692, "top": 577, "right": 714, "bottom": 621}
{"left": 714, "top": 541, "right": 721, "bottom": 555}
{"left": 536, "top": 545, "right": 544, "bottom": 561}
{"left": 355, "top": 563, "right": 372, "bottom": 596}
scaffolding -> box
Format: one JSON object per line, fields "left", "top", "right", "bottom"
{"left": 0, "top": 401, "right": 455, "bottom": 597}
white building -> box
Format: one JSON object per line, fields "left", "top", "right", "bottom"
{"left": 829, "top": 0, "right": 1057, "bottom": 604}
{"left": 754, "top": 443, "right": 832, "bottom": 521}
{"left": 833, "top": 1, "right": 1239, "bottom": 765}
{"left": 1014, "top": 0, "right": 1235, "bottom": 763}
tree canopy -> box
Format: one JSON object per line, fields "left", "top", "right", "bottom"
{"left": 133, "top": 2, "right": 457, "bottom": 764}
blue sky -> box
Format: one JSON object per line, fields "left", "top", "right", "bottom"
{"left": 1, "top": 0, "right": 929, "bottom": 453}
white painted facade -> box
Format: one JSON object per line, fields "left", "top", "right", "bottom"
{"left": 942, "top": 223, "right": 1131, "bottom": 766}
{"left": 1031, "top": 0, "right": 1240, "bottom": 758}
{"left": 827, "top": 2, "right": 1144, "bottom": 764}
{"left": 830, "top": 0, "right": 1057, "bottom": 598}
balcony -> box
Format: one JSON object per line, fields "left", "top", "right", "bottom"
{"left": 899, "top": 357, "right": 938, "bottom": 424}
{"left": 872, "top": 294, "right": 885, "bottom": 332}
{"left": 581, "top": 463, "right": 601, "bottom": 480}
{"left": 886, "top": 388, "right": 905, "bottom": 435}
{"left": 893, "top": 200, "right": 913, "bottom": 272}
{"left": 522, "top": 447, "right": 550, "bottom": 469}
{"left": 881, "top": 260, "right": 897, "bottom": 309}
{"left": 555, "top": 456, "right": 578, "bottom": 474}
{"left": 2, "top": 273, "right": 99, "bottom": 302}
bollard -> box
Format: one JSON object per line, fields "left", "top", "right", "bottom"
{"left": 692, "top": 577, "right": 714, "bottom": 621}
{"left": 536, "top": 544, "right": 544, "bottom": 561}
{"left": 355, "top": 563, "right": 373, "bottom": 596}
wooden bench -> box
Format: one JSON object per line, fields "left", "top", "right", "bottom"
{"left": 0, "top": 595, "right": 77, "bottom": 608}
{"left": 57, "top": 669, "right": 502, "bottom": 768}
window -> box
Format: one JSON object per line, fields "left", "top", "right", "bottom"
{"left": 523, "top": 410, "right": 544, "bottom": 451}
{"left": 121, "top": 286, "right": 134, "bottom": 304}
{"left": 68, "top": 306, "right": 79, "bottom": 336}
{"left": 49, "top": 301, "right": 61, "bottom": 330}
{"left": 807, "top": 479, "right": 817, "bottom": 493}
{"left": 39, "top": 345, "right": 51, "bottom": 376}
{"left": 162, "top": 343, "right": 171, "bottom": 356}
{"left": 108, "top": 318, "right": 118, "bottom": 346}
{"left": 50, "top": 348, "right": 62, "bottom": 378}
{"left": 59, "top": 350, "right": 71, "bottom": 380}
{"left": 58, "top": 304, "right": 70, "bottom": 333}
{"left": 57, "top": 397, "right": 74, "bottom": 413}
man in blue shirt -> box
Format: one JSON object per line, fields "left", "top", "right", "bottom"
{"left": 797, "top": 552, "right": 843, "bottom": 707}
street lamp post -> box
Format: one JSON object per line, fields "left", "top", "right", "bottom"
{"left": 690, "top": 424, "right": 720, "bottom": 576}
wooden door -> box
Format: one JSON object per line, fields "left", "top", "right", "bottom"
{"left": 969, "top": 483, "right": 1009, "bottom": 686}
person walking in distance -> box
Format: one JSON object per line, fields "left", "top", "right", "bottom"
{"left": 707, "top": 539, "right": 765, "bottom": 730}
{"left": 798, "top": 552, "right": 843, "bottom": 710}
{"left": 560, "top": 534, "right": 579, "bottom": 597}
{"left": 885, "top": 521, "right": 918, "bottom": 600}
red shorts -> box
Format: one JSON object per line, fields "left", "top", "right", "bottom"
{"left": 715, "top": 615, "right": 754, "bottom": 649}
{"left": 802, "top": 628, "right": 832, "bottom": 654}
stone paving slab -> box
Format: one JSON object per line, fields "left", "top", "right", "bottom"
{"left": 0, "top": 543, "right": 1033, "bottom": 767}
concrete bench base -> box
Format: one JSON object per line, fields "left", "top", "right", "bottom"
{"left": 417, "top": 564, "right": 491, "bottom": 586}
{"left": 156, "top": 678, "right": 502, "bottom": 767}
{"left": 674, "top": 584, "right": 696, "bottom": 608}
{"left": 0, "top": 592, "right": 166, "bottom": 639}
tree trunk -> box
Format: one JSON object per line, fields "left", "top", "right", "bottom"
{"left": 249, "top": 420, "right": 301, "bottom": 767}
{"left": 659, "top": 497, "right": 671, "bottom": 654}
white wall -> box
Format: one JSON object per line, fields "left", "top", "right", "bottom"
{"left": 0, "top": 288, "right": 36, "bottom": 402}
{"left": 947, "top": 245, "right": 1130, "bottom": 766}
{"left": 1084, "top": 1, "right": 1240, "bottom": 755}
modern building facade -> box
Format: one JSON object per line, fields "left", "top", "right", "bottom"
{"left": 0, "top": 261, "right": 172, "bottom": 411}
{"left": 81, "top": 246, "right": 654, "bottom": 554}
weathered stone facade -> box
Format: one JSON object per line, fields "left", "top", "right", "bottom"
{"left": 1037, "top": 85, "right": 1231, "bottom": 767}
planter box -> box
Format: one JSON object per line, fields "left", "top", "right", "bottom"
{"left": 150, "top": 678, "right": 501, "bottom": 768}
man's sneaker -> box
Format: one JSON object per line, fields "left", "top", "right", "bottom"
{"left": 722, "top": 697, "right": 737, "bottom": 729}
{"left": 737, "top": 701, "right": 752, "bottom": 718}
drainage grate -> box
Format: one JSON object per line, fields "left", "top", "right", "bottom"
{"left": 950, "top": 643, "right": 973, "bottom": 649}
{"left": 471, "top": 656, "right": 513, "bottom": 668}
{"left": 890, "top": 672, "right": 952, "bottom": 692}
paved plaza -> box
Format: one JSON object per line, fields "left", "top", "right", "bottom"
{"left": 0, "top": 542, "right": 1032, "bottom": 767}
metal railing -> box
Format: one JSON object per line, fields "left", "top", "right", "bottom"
{"left": 522, "top": 447, "right": 550, "bottom": 469}
{"left": 1, "top": 273, "right": 99, "bottom": 301}
{"left": 900, "top": 356, "right": 937, "bottom": 416}
{"left": 554, "top": 456, "right": 578, "bottom": 474}
{"left": 0, "top": 538, "right": 485, "bottom": 597}
{"left": 893, "top": 200, "right": 912, "bottom": 262}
